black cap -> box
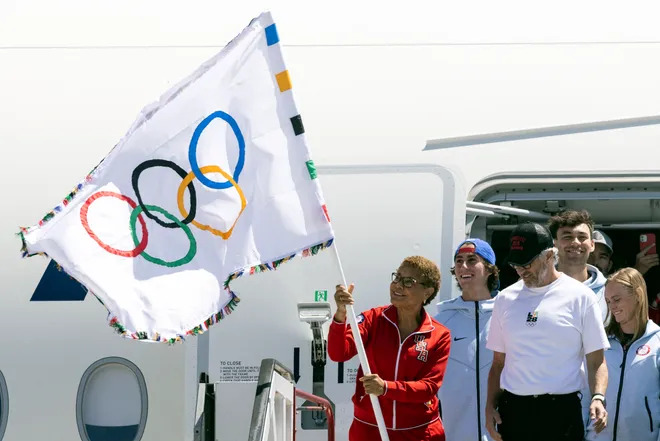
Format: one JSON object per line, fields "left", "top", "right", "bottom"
{"left": 508, "top": 222, "right": 554, "bottom": 266}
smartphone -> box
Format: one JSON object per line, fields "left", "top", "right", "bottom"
{"left": 641, "top": 233, "right": 657, "bottom": 255}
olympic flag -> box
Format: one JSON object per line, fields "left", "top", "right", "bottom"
{"left": 17, "top": 12, "right": 335, "bottom": 342}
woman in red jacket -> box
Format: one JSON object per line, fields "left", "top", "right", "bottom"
{"left": 328, "top": 256, "right": 451, "bottom": 440}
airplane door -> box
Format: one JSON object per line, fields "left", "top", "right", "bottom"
{"left": 207, "top": 163, "right": 464, "bottom": 441}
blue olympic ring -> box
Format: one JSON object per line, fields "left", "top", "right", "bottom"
{"left": 188, "top": 111, "right": 245, "bottom": 189}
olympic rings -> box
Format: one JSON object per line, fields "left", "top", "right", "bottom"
{"left": 81, "top": 110, "right": 247, "bottom": 268}
{"left": 177, "top": 165, "right": 247, "bottom": 239}
{"left": 80, "top": 191, "right": 149, "bottom": 258}
{"left": 129, "top": 205, "right": 197, "bottom": 267}
{"left": 188, "top": 111, "right": 245, "bottom": 189}
{"left": 132, "top": 159, "right": 197, "bottom": 228}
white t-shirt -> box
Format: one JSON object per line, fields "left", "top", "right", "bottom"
{"left": 486, "top": 274, "right": 609, "bottom": 395}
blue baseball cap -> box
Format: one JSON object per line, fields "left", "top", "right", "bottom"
{"left": 454, "top": 238, "right": 496, "bottom": 265}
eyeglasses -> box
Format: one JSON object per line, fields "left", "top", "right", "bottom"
{"left": 391, "top": 272, "right": 425, "bottom": 288}
{"left": 509, "top": 262, "right": 534, "bottom": 270}
{"left": 509, "top": 252, "right": 543, "bottom": 270}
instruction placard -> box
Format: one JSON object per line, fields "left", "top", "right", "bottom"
{"left": 218, "top": 361, "right": 261, "bottom": 383}
{"left": 346, "top": 368, "right": 358, "bottom": 383}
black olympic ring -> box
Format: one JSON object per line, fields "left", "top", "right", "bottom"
{"left": 132, "top": 159, "right": 197, "bottom": 228}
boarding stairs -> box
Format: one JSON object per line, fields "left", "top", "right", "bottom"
{"left": 194, "top": 358, "right": 335, "bottom": 441}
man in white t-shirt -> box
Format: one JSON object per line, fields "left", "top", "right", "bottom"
{"left": 484, "top": 222, "right": 610, "bottom": 441}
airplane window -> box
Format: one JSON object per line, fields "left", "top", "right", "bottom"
{"left": 0, "top": 370, "right": 7, "bottom": 440}
{"left": 76, "top": 358, "right": 148, "bottom": 441}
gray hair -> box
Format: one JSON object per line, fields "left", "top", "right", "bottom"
{"left": 540, "top": 247, "right": 559, "bottom": 266}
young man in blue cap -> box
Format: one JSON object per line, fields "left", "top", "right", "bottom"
{"left": 485, "top": 222, "right": 609, "bottom": 441}
{"left": 436, "top": 238, "right": 500, "bottom": 441}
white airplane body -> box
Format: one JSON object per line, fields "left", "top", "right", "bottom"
{"left": 1, "top": 2, "right": 659, "bottom": 440}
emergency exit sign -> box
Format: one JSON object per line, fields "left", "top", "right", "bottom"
{"left": 314, "top": 290, "right": 328, "bottom": 302}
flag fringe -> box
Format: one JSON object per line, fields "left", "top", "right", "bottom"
{"left": 17, "top": 172, "right": 95, "bottom": 242}
{"left": 223, "top": 238, "right": 335, "bottom": 288}
{"left": 20, "top": 234, "right": 333, "bottom": 343}
{"left": 17, "top": 228, "right": 49, "bottom": 258}
{"left": 24, "top": 258, "right": 243, "bottom": 344}
{"left": 107, "top": 290, "right": 242, "bottom": 344}
{"left": 106, "top": 237, "right": 333, "bottom": 343}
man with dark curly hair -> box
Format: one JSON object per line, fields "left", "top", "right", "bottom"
{"left": 547, "top": 209, "right": 607, "bottom": 321}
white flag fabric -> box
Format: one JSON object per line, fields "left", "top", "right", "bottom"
{"left": 18, "top": 12, "right": 335, "bottom": 342}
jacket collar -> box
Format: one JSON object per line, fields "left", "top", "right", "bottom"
{"left": 609, "top": 319, "right": 660, "bottom": 343}
{"left": 383, "top": 304, "right": 435, "bottom": 334}
{"left": 436, "top": 295, "right": 496, "bottom": 315}
{"left": 643, "top": 319, "right": 660, "bottom": 339}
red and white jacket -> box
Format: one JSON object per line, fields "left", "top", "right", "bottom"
{"left": 328, "top": 305, "right": 451, "bottom": 430}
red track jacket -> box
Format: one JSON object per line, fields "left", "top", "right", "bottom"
{"left": 328, "top": 305, "right": 451, "bottom": 431}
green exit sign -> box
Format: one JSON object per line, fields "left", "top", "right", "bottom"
{"left": 314, "top": 290, "right": 328, "bottom": 302}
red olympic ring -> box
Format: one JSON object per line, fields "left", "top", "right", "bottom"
{"left": 80, "top": 191, "right": 149, "bottom": 257}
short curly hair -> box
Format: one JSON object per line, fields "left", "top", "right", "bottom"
{"left": 547, "top": 209, "right": 594, "bottom": 239}
{"left": 399, "top": 256, "right": 441, "bottom": 306}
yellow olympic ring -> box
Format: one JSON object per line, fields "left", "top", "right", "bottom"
{"left": 177, "top": 165, "right": 247, "bottom": 240}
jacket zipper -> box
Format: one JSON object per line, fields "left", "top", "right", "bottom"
{"left": 475, "top": 302, "right": 482, "bottom": 441}
{"left": 645, "top": 396, "right": 654, "bottom": 432}
{"left": 384, "top": 310, "right": 432, "bottom": 430}
{"left": 392, "top": 330, "right": 418, "bottom": 429}
{"left": 612, "top": 342, "right": 630, "bottom": 441}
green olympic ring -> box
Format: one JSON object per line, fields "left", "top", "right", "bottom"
{"left": 129, "top": 204, "right": 197, "bottom": 267}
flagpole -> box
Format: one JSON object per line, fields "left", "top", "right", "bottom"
{"left": 331, "top": 243, "right": 390, "bottom": 441}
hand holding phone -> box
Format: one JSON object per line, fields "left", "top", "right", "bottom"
{"left": 641, "top": 234, "right": 657, "bottom": 255}
{"left": 637, "top": 233, "right": 659, "bottom": 275}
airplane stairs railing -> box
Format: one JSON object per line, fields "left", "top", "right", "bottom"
{"left": 294, "top": 389, "right": 335, "bottom": 441}
{"left": 247, "top": 358, "right": 335, "bottom": 441}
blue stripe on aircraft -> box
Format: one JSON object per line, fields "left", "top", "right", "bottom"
{"left": 30, "top": 260, "right": 87, "bottom": 301}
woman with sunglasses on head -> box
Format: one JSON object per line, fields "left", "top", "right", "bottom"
{"left": 328, "top": 256, "right": 451, "bottom": 440}
{"left": 435, "top": 239, "right": 499, "bottom": 441}
{"left": 585, "top": 268, "right": 660, "bottom": 441}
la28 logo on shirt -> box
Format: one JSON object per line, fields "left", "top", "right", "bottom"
{"left": 525, "top": 311, "right": 538, "bottom": 327}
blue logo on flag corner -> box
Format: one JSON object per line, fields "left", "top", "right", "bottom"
{"left": 30, "top": 260, "right": 88, "bottom": 301}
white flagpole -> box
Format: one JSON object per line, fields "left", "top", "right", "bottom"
{"left": 332, "top": 242, "right": 390, "bottom": 441}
